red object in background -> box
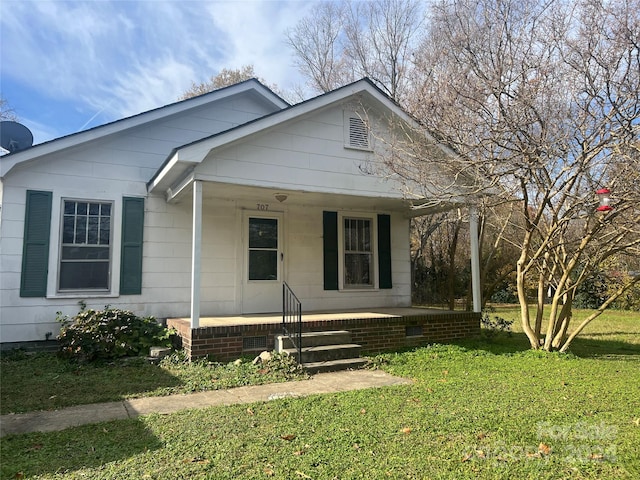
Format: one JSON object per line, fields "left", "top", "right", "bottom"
{"left": 596, "top": 188, "right": 613, "bottom": 212}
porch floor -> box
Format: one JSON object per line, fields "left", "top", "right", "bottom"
{"left": 169, "top": 307, "right": 454, "bottom": 328}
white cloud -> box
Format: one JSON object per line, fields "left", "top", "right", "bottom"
{"left": 1, "top": 0, "right": 316, "bottom": 139}
{"left": 204, "top": 1, "right": 313, "bottom": 89}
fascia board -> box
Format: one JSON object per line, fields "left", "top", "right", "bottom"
{"left": 147, "top": 151, "right": 182, "bottom": 192}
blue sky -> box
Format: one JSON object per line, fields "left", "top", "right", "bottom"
{"left": 1, "top": 0, "right": 316, "bottom": 145}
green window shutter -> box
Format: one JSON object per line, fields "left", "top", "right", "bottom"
{"left": 323, "top": 211, "right": 339, "bottom": 290}
{"left": 377, "top": 214, "right": 392, "bottom": 289}
{"left": 120, "top": 197, "right": 144, "bottom": 295}
{"left": 20, "top": 190, "right": 53, "bottom": 297}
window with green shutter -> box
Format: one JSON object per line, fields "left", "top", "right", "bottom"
{"left": 20, "top": 190, "right": 53, "bottom": 297}
{"left": 323, "top": 211, "right": 393, "bottom": 291}
{"left": 120, "top": 197, "right": 144, "bottom": 295}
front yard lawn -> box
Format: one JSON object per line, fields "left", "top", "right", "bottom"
{"left": 1, "top": 309, "right": 638, "bottom": 479}
{"left": 0, "top": 352, "right": 307, "bottom": 415}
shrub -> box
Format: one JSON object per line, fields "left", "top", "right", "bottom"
{"left": 57, "top": 306, "right": 173, "bottom": 362}
{"left": 480, "top": 309, "right": 514, "bottom": 338}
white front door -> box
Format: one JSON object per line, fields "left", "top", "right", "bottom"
{"left": 242, "top": 212, "right": 283, "bottom": 313}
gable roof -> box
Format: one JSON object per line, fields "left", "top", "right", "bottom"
{"left": 0, "top": 79, "right": 289, "bottom": 178}
{"left": 147, "top": 78, "right": 457, "bottom": 198}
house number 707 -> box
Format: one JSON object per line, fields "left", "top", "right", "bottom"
{"left": 256, "top": 203, "right": 269, "bottom": 211}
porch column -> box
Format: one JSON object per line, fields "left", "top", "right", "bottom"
{"left": 469, "top": 204, "right": 482, "bottom": 313}
{"left": 190, "top": 180, "right": 203, "bottom": 328}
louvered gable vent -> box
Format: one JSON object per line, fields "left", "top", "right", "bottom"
{"left": 348, "top": 116, "right": 370, "bottom": 149}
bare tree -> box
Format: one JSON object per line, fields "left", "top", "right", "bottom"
{"left": 287, "top": 1, "right": 639, "bottom": 351}
{"left": 180, "top": 65, "right": 279, "bottom": 100}
{"left": 399, "top": 0, "right": 640, "bottom": 351}
{"left": 0, "top": 96, "right": 18, "bottom": 121}
{"left": 285, "top": 1, "right": 352, "bottom": 93}
{"left": 343, "top": 0, "right": 424, "bottom": 101}
{"left": 286, "top": 0, "right": 425, "bottom": 100}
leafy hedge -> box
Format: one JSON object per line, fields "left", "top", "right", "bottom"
{"left": 57, "top": 307, "right": 173, "bottom": 362}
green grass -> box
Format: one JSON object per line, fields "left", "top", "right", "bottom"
{"left": 1, "top": 310, "right": 638, "bottom": 479}
{"left": 0, "top": 352, "right": 307, "bottom": 415}
{"left": 484, "top": 306, "right": 640, "bottom": 357}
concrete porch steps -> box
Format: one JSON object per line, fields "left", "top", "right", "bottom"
{"left": 275, "top": 330, "right": 366, "bottom": 374}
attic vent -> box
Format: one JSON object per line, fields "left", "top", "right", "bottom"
{"left": 347, "top": 116, "right": 370, "bottom": 150}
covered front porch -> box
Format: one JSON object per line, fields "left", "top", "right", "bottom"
{"left": 167, "top": 307, "right": 481, "bottom": 360}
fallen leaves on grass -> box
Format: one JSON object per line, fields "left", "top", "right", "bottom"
{"left": 401, "top": 427, "right": 412, "bottom": 435}
{"left": 538, "top": 443, "right": 551, "bottom": 455}
{"left": 280, "top": 434, "right": 296, "bottom": 441}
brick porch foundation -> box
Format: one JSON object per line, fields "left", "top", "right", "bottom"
{"left": 167, "top": 309, "right": 481, "bottom": 361}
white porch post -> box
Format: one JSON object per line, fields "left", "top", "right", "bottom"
{"left": 190, "top": 180, "right": 203, "bottom": 328}
{"left": 469, "top": 204, "right": 482, "bottom": 313}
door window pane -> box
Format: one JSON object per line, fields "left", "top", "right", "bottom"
{"left": 249, "top": 251, "right": 278, "bottom": 280}
{"left": 249, "top": 218, "right": 278, "bottom": 249}
{"left": 248, "top": 217, "right": 278, "bottom": 281}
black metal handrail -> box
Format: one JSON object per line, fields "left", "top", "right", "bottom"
{"left": 282, "top": 281, "right": 302, "bottom": 363}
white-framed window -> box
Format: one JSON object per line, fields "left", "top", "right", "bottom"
{"left": 342, "top": 215, "right": 375, "bottom": 288}
{"left": 344, "top": 111, "right": 372, "bottom": 151}
{"left": 58, "top": 199, "right": 113, "bottom": 291}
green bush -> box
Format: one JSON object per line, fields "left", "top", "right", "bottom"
{"left": 480, "top": 308, "right": 514, "bottom": 338}
{"left": 57, "top": 306, "right": 173, "bottom": 362}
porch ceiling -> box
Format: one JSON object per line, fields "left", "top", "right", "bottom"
{"left": 169, "top": 180, "right": 413, "bottom": 212}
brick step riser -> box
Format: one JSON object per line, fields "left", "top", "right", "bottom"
{"left": 282, "top": 345, "right": 362, "bottom": 364}
{"left": 276, "top": 331, "right": 353, "bottom": 350}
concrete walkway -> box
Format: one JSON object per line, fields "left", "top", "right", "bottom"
{"left": 0, "top": 370, "right": 411, "bottom": 437}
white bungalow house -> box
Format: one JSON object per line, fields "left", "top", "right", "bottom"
{"left": 0, "top": 78, "right": 481, "bottom": 358}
